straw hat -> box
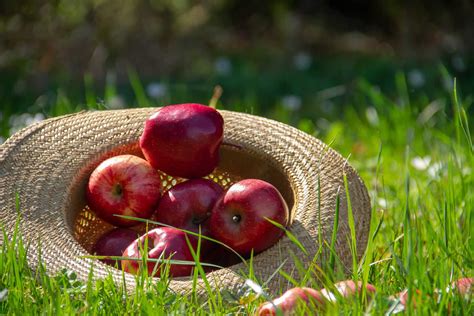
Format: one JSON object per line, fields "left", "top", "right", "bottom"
{"left": 0, "top": 108, "right": 371, "bottom": 296}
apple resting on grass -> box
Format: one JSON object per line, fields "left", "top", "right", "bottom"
{"left": 319, "top": 280, "right": 377, "bottom": 302}
{"left": 257, "top": 281, "right": 377, "bottom": 315}
{"left": 452, "top": 277, "right": 473, "bottom": 297}
{"left": 257, "top": 287, "right": 325, "bottom": 315}
{"left": 139, "top": 103, "right": 224, "bottom": 179}
{"left": 209, "top": 179, "right": 289, "bottom": 256}
{"left": 122, "top": 227, "right": 199, "bottom": 277}
{"left": 154, "top": 178, "right": 223, "bottom": 236}
{"left": 388, "top": 278, "right": 473, "bottom": 311}
{"left": 86, "top": 154, "right": 162, "bottom": 227}
{"left": 92, "top": 228, "right": 139, "bottom": 268}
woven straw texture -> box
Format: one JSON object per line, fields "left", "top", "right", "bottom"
{"left": 0, "top": 108, "right": 371, "bottom": 296}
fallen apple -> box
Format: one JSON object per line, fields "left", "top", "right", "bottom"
{"left": 86, "top": 154, "right": 162, "bottom": 227}
{"left": 92, "top": 228, "right": 140, "bottom": 268}
{"left": 209, "top": 179, "right": 289, "bottom": 255}
{"left": 121, "top": 227, "right": 199, "bottom": 277}
{"left": 389, "top": 288, "right": 425, "bottom": 310}
{"left": 320, "top": 280, "right": 377, "bottom": 302}
{"left": 139, "top": 103, "right": 224, "bottom": 178}
{"left": 256, "top": 287, "right": 325, "bottom": 315}
{"left": 154, "top": 178, "right": 223, "bottom": 236}
{"left": 257, "top": 280, "right": 376, "bottom": 315}
{"left": 388, "top": 278, "right": 473, "bottom": 314}
{"left": 451, "top": 277, "right": 473, "bottom": 297}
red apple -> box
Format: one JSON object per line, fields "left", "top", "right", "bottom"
{"left": 86, "top": 154, "right": 162, "bottom": 227}
{"left": 257, "top": 281, "right": 377, "bottom": 315}
{"left": 320, "top": 280, "right": 376, "bottom": 302}
{"left": 451, "top": 277, "right": 473, "bottom": 297}
{"left": 257, "top": 287, "right": 325, "bottom": 315}
{"left": 139, "top": 103, "right": 224, "bottom": 179}
{"left": 389, "top": 288, "right": 425, "bottom": 309}
{"left": 92, "top": 228, "right": 140, "bottom": 268}
{"left": 154, "top": 178, "right": 223, "bottom": 236}
{"left": 209, "top": 179, "right": 289, "bottom": 255}
{"left": 121, "top": 227, "right": 199, "bottom": 277}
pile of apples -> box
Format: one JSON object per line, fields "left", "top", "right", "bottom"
{"left": 86, "top": 103, "right": 289, "bottom": 277}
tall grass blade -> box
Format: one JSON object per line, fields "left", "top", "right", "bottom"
{"left": 84, "top": 73, "right": 96, "bottom": 109}
{"left": 329, "top": 187, "right": 340, "bottom": 270}
{"left": 453, "top": 79, "right": 473, "bottom": 151}
{"left": 128, "top": 67, "right": 149, "bottom": 107}
{"left": 343, "top": 170, "right": 358, "bottom": 278}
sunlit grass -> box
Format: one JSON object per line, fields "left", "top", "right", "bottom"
{"left": 0, "top": 66, "right": 473, "bottom": 314}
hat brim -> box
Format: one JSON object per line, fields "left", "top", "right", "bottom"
{"left": 0, "top": 108, "right": 371, "bottom": 296}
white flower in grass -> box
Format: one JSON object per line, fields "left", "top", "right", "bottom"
{"left": 281, "top": 95, "right": 301, "bottom": 111}
{"left": 365, "top": 106, "right": 379, "bottom": 126}
{"left": 411, "top": 156, "right": 431, "bottom": 171}
{"left": 214, "top": 57, "right": 232, "bottom": 75}
{"left": 408, "top": 69, "right": 425, "bottom": 88}
{"left": 107, "top": 95, "right": 126, "bottom": 109}
{"left": 377, "top": 198, "right": 388, "bottom": 209}
{"left": 0, "top": 288, "right": 7, "bottom": 302}
{"left": 427, "top": 162, "right": 444, "bottom": 179}
{"left": 146, "top": 82, "right": 168, "bottom": 99}
{"left": 293, "top": 52, "right": 312, "bottom": 70}
{"left": 24, "top": 113, "right": 45, "bottom": 126}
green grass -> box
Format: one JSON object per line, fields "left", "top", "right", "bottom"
{"left": 0, "top": 62, "right": 473, "bottom": 315}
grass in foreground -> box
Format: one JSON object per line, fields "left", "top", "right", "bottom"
{"left": 0, "top": 70, "right": 473, "bottom": 315}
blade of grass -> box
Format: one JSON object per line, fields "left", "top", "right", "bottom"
{"left": 342, "top": 167, "right": 358, "bottom": 279}
{"left": 128, "top": 67, "right": 149, "bottom": 107}
{"left": 105, "top": 71, "right": 118, "bottom": 103}
{"left": 265, "top": 217, "right": 308, "bottom": 256}
{"left": 453, "top": 78, "right": 473, "bottom": 151}
{"left": 359, "top": 142, "right": 383, "bottom": 302}
{"left": 329, "top": 187, "right": 341, "bottom": 270}
{"left": 84, "top": 73, "right": 96, "bottom": 109}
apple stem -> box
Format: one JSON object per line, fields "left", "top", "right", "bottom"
{"left": 209, "top": 85, "right": 223, "bottom": 109}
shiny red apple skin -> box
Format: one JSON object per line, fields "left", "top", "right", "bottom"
{"left": 121, "top": 227, "right": 199, "bottom": 277}
{"left": 209, "top": 179, "right": 289, "bottom": 255}
{"left": 320, "top": 280, "right": 377, "bottom": 302}
{"left": 92, "top": 228, "right": 140, "bottom": 268}
{"left": 86, "top": 154, "right": 162, "bottom": 227}
{"left": 257, "top": 281, "right": 377, "bottom": 315}
{"left": 390, "top": 289, "right": 425, "bottom": 308}
{"left": 452, "top": 277, "right": 473, "bottom": 297}
{"left": 139, "top": 103, "right": 224, "bottom": 179}
{"left": 257, "top": 287, "right": 325, "bottom": 315}
{"left": 154, "top": 178, "right": 223, "bottom": 236}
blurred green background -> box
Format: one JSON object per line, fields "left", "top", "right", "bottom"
{"left": 1, "top": 0, "right": 473, "bottom": 141}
